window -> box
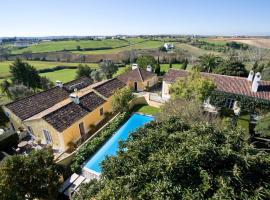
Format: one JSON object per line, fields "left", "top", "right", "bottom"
{"left": 10, "top": 123, "right": 15, "bottom": 131}
{"left": 225, "top": 98, "right": 235, "bottom": 109}
{"left": 100, "top": 107, "right": 104, "bottom": 116}
{"left": 79, "top": 122, "right": 85, "bottom": 136}
{"left": 43, "top": 130, "right": 52, "bottom": 144}
{"left": 27, "top": 126, "right": 33, "bottom": 135}
{"left": 5, "top": 112, "right": 9, "bottom": 118}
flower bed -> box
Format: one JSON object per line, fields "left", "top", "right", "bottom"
{"left": 71, "top": 112, "right": 129, "bottom": 173}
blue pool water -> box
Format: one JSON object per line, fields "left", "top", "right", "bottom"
{"left": 84, "top": 113, "right": 154, "bottom": 174}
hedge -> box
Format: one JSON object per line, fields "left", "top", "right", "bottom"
{"left": 0, "top": 131, "right": 19, "bottom": 151}
{"left": 71, "top": 112, "right": 129, "bottom": 173}
{"left": 38, "top": 65, "right": 78, "bottom": 73}
{"left": 210, "top": 90, "right": 270, "bottom": 113}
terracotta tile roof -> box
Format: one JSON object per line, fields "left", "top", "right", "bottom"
{"left": 63, "top": 76, "right": 93, "bottom": 92}
{"left": 43, "top": 92, "right": 105, "bottom": 132}
{"left": 5, "top": 77, "right": 93, "bottom": 121}
{"left": 43, "top": 102, "right": 88, "bottom": 132}
{"left": 93, "top": 78, "right": 126, "bottom": 98}
{"left": 79, "top": 91, "right": 106, "bottom": 112}
{"left": 164, "top": 69, "right": 270, "bottom": 101}
{"left": 117, "top": 68, "right": 157, "bottom": 83}
{"left": 5, "top": 87, "right": 69, "bottom": 120}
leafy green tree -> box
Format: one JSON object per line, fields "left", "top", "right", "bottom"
{"left": 91, "top": 69, "right": 104, "bottom": 82}
{"left": 170, "top": 70, "right": 216, "bottom": 101}
{"left": 136, "top": 55, "right": 157, "bottom": 70}
{"left": 0, "top": 47, "right": 11, "bottom": 60}
{"left": 198, "top": 54, "right": 222, "bottom": 73}
{"left": 112, "top": 87, "right": 133, "bottom": 113}
{"left": 99, "top": 60, "right": 118, "bottom": 79}
{"left": 255, "top": 113, "right": 270, "bottom": 138}
{"left": 10, "top": 58, "right": 41, "bottom": 89}
{"left": 40, "top": 76, "right": 54, "bottom": 90}
{"left": 156, "top": 98, "right": 222, "bottom": 126}
{"left": 76, "top": 64, "right": 93, "bottom": 79}
{"left": 155, "top": 57, "right": 161, "bottom": 75}
{"left": 182, "top": 58, "right": 188, "bottom": 70}
{"left": 252, "top": 61, "right": 264, "bottom": 73}
{"left": 8, "top": 84, "right": 33, "bottom": 100}
{"left": 73, "top": 118, "right": 270, "bottom": 200}
{"left": 0, "top": 79, "right": 11, "bottom": 98}
{"left": 262, "top": 66, "right": 270, "bottom": 81}
{"left": 0, "top": 107, "right": 9, "bottom": 127}
{"left": 0, "top": 148, "right": 63, "bottom": 200}
{"left": 214, "top": 60, "right": 248, "bottom": 77}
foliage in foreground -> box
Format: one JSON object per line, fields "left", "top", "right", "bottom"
{"left": 0, "top": 148, "right": 63, "bottom": 200}
{"left": 112, "top": 87, "right": 133, "bottom": 113}
{"left": 170, "top": 70, "right": 216, "bottom": 102}
{"left": 74, "top": 117, "right": 270, "bottom": 200}
{"left": 255, "top": 113, "right": 270, "bottom": 138}
{"left": 71, "top": 112, "right": 129, "bottom": 173}
{"left": 156, "top": 98, "right": 222, "bottom": 126}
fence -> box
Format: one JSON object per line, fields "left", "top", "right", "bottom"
{"left": 149, "top": 93, "right": 166, "bottom": 104}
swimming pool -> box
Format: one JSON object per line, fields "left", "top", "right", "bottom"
{"left": 84, "top": 113, "right": 154, "bottom": 174}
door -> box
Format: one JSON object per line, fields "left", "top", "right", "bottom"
{"left": 134, "top": 82, "right": 138, "bottom": 91}
{"left": 79, "top": 122, "right": 85, "bottom": 136}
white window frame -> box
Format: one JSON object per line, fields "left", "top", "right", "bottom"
{"left": 27, "top": 126, "right": 33, "bottom": 135}
{"left": 225, "top": 98, "right": 235, "bottom": 109}
{"left": 43, "top": 129, "right": 52, "bottom": 144}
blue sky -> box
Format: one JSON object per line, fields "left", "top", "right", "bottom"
{"left": 1, "top": 0, "right": 270, "bottom": 36}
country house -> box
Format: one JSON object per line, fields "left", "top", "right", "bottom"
{"left": 162, "top": 69, "right": 270, "bottom": 113}
{"left": 2, "top": 77, "right": 125, "bottom": 151}
{"left": 117, "top": 66, "right": 158, "bottom": 91}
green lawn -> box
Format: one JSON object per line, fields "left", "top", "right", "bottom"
{"left": 220, "top": 108, "right": 250, "bottom": 134}
{"left": 40, "top": 69, "right": 77, "bottom": 83}
{"left": 0, "top": 60, "right": 98, "bottom": 79}
{"left": 161, "top": 63, "right": 183, "bottom": 72}
{"left": 131, "top": 104, "right": 160, "bottom": 115}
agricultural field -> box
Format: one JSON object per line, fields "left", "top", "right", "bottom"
{"left": 205, "top": 37, "right": 270, "bottom": 49}
{"left": 71, "top": 40, "right": 163, "bottom": 54}
{"left": 0, "top": 60, "right": 98, "bottom": 79}
{"left": 10, "top": 38, "right": 147, "bottom": 54}
{"left": 175, "top": 43, "right": 222, "bottom": 57}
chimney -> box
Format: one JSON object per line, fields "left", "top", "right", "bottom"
{"left": 132, "top": 63, "right": 138, "bottom": 70}
{"left": 252, "top": 72, "right": 261, "bottom": 92}
{"left": 146, "top": 65, "right": 152, "bottom": 72}
{"left": 247, "top": 70, "right": 254, "bottom": 82}
{"left": 55, "top": 80, "right": 63, "bottom": 88}
{"left": 69, "top": 92, "right": 80, "bottom": 104}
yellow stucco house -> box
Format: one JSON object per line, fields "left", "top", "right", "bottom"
{"left": 117, "top": 67, "right": 158, "bottom": 92}
{"left": 2, "top": 77, "right": 125, "bottom": 152}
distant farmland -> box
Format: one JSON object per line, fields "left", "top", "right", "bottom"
{"left": 10, "top": 38, "right": 147, "bottom": 54}
{"left": 207, "top": 37, "right": 270, "bottom": 49}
